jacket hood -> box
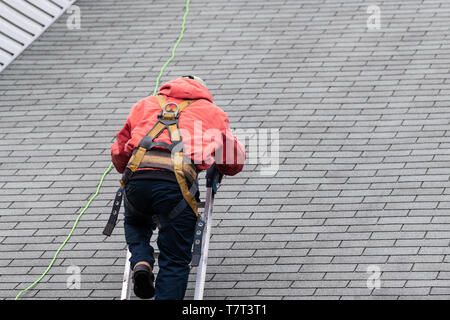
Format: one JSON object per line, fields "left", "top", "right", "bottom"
{"left": 157, "top": 77, "right": 213, "bottom": 102}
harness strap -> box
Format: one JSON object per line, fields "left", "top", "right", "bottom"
{"left": 156, "top": 95, "right": 195, "bottom": 115}
{"left": 128, "top": 147, "right": 147, "bottom": 172}
{"left": 139, "top": 150, "right": 198, "bottom": 183}
{"left": 103, "top": 187, "right": 124, "bottom": 236}
{"left": 168, "top": 172, "right": 199, "bottom": 219}
{"left": 167, "top": 123, "right": 181, "bottom": 141}
{"left": 156, "top": 95, "right": 199, "bottom": 216}
{"left": 148, "top": 122, "right": 166, "bottom": 140}
{"left": 191, "top": 217, "right": 205, "bottom": 267}
{"left": 173, "top": 151, "right": 198, "bottom": 215}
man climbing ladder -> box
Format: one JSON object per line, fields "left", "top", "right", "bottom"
{"left": 109, "top": 76, "right": 246, "bottom": 300}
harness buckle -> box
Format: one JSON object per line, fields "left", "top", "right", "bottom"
{"left": 161, "top": 102, "right": 180, "bottom": 119}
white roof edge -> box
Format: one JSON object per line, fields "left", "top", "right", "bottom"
{"left": 0, "top": 0, "right": 78, "bottom": 73}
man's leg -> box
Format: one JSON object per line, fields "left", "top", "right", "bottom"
{"left": 150, "top": 181, "right": 197, "bottom": 300}
{"left": 123, "top": 182, "right": 156, "bottom": 270}
{"left": 155, "top": 208, "right": 196, "bottom": 300}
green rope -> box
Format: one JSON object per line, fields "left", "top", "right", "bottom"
{"left": 15, "top": 163, "right": 114, "bottom": 300}
{"left": 15, "top": 0, "right": 192, "bottom": 300}
{"left": 153, "top": 0, "right": 191, "bottom": 96}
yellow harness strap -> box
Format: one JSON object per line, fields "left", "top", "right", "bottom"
{"left": 156, "top": 95, "right": 198, "bottom": 216}
{"left": 127, "top": 96, "right": 194, "bottom": 173}
{"left": 174, "top": 151, "right": 198, "bottom": 215}
{"left": 156, "top": 95, "right": 194, "bottom": 115}
{"left": 139, "top": 151, "right": 198, "bottom": 182}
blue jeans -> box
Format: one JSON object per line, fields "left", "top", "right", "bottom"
{"left": 123, "top": 179, "right": 197, "bottom": 300}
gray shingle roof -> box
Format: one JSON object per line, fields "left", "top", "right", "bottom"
{"left": 2, "top": 0, "right": 450, "bottom": 299}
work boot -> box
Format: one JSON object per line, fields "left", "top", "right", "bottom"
{"left": 133, "top": 262, "right": 155, "bottom": 299}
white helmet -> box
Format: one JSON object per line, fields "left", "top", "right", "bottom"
{"left": 182, "top": 75, "right": 207, "bottom": 88}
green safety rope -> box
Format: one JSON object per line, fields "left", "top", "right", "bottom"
{"left": 15, "top": 0, "right": 192, "bottom": 300}
{"left": 153, "top": 0, "right": 191, "bottom": 96}
{"left": 15, "top": 163, "right": 114, "bottom": 300}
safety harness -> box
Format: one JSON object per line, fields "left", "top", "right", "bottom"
{"left": 103, "top": 95, "right": 201, "bottom": 235}
{"left": 124, "top": 95, "right": 199, "bottom": 214}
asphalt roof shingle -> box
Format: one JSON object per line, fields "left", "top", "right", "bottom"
{"left": 2, "top": 0, "right": 450, "bottom": 300}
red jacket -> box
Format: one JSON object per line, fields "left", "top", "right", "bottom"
{"left": 111, "top": 77, "right": 245, "bottom": 176}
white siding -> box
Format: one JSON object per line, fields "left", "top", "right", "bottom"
{"left": 0, "top": 0, "right": 77, "bottom": 72}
